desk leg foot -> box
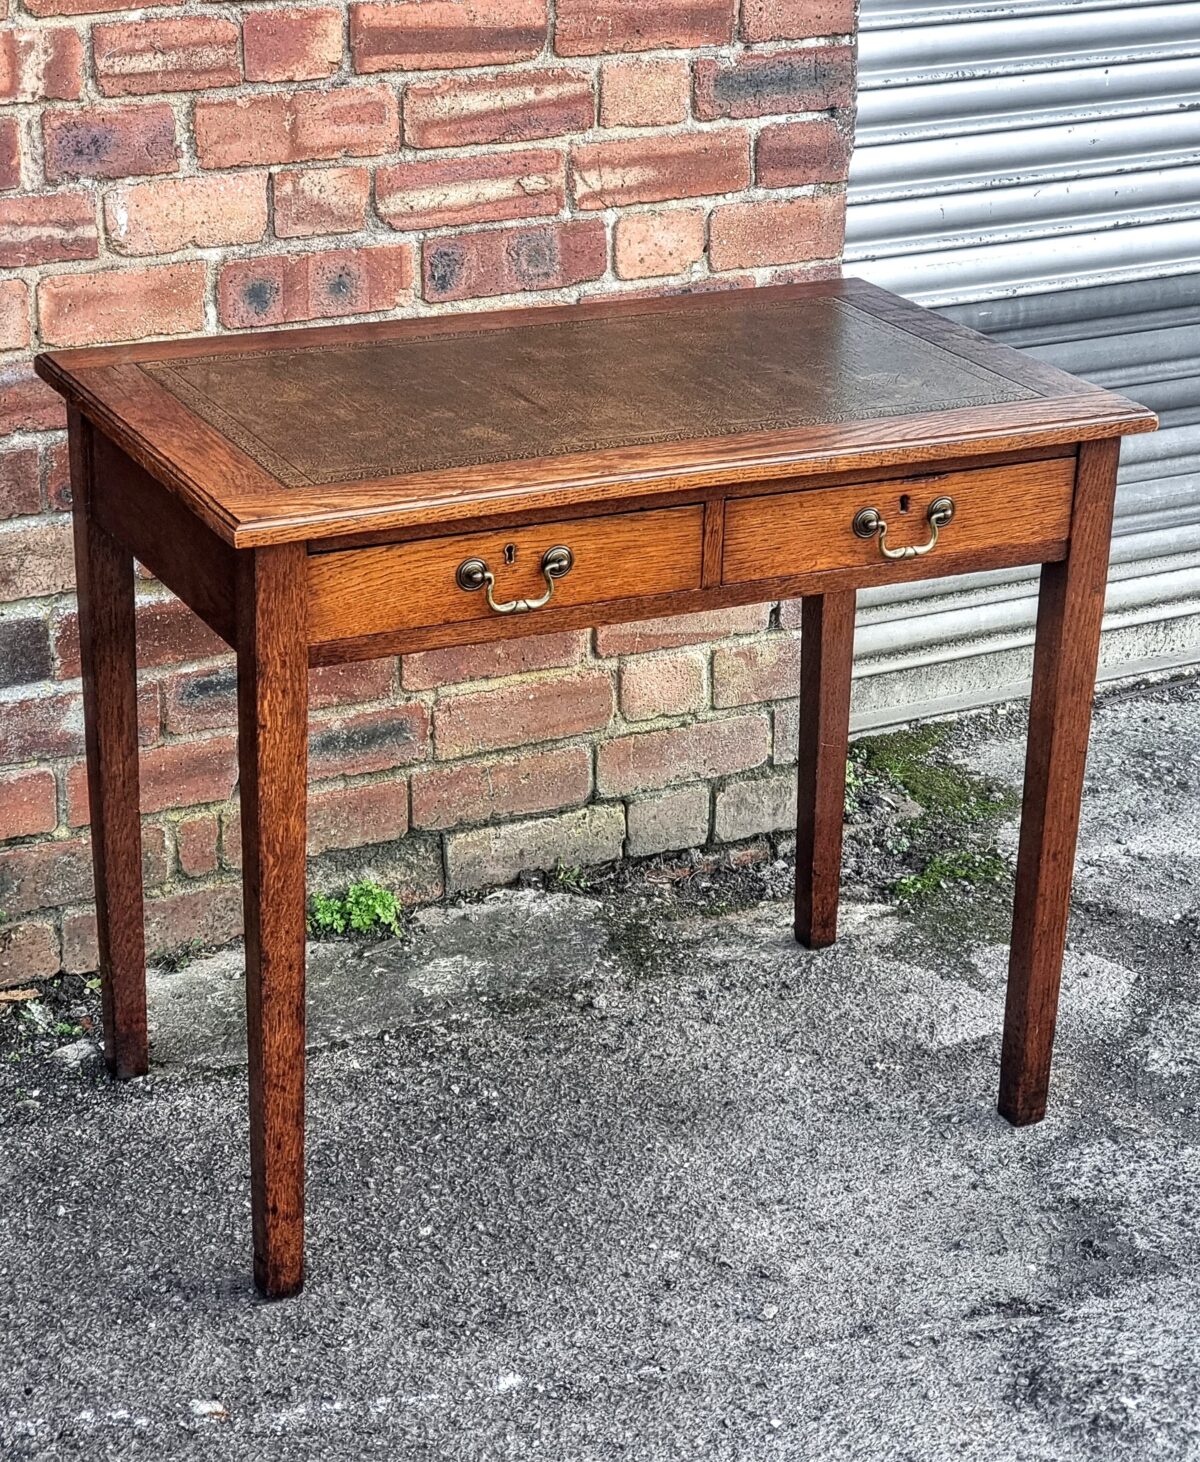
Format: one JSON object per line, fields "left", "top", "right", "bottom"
{"left": 70, "top": 413, "right": 148, "bottom": 1080}
{"left": 794, "top": 592, "right": 856, "bottom": 949}
{"left": 237, "top": 545, "right": 309, "bottom": 1299}
{"left": 1000, "top": 440, "right": 1120, "bottom": 1127}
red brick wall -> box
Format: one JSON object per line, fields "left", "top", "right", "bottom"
{"left": 0, "top": 0, "right": 858, "bottom": 981}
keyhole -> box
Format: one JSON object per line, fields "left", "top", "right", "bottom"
{"left": 504, "top": 543, "right": 517, "bottom": 565}
{"left": 898, "top": 494, "right": 911, "bottom": 514}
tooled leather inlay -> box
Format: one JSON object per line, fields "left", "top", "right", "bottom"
{"left": 141, "top": 295, "right": 1037, "bottom": 488}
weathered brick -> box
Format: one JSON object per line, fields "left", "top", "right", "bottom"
{"left": 54, "top": 596, "right": 227, "bottom": 679}
{"left": 175, "top": 812, "right": 219, "bottom": 877}
{"left": 694, "top": 47, "right": 855, "bottom": 121}
{"left": 273, "top": 166, "right": 369, "bottom": 237}
{"left": 104, "top": 173, "right": 267, "bottom": 254}
{"left": 62, "top": 885, "right": 244, "bottom": 973}
{"left": 618, "top": 648, "right": 707, "bottom": 721}
{"left": 26, "top": 0, "right": 182, "bottom": 16}
{"left": 221, "top": 775, "right": 411, "bottom": 868}
{"left": 0, "top": 366, "right": 67, "bottom": 435}
{"left": 411, "top": 744, "right": 590, "bottom": 830}
{"left": 0, "top": 617, "right": 53, "bottom": 689}
{"left": 0, "top": 279, "right": 28, "bottom": 351}
{"left": 423, "top": 218, "right": 606, "bottom": 302}
{"left": 741, "top": 0, "right": 856, "bottom": 41}
{"left": 309, "top": 703, "right": 429, "bottom": 778}
{"left": 599, "top": 57, "right": 690, "bottom": 127}
{"left": 307, "top": 779, "right": 409, "bottom": 856}
{"left": 350, "top": 0, "right": 547, "bottom": 73}
{"left": 93, "top": 17, "right": 240, "bottom": 96}
{"left": 195, "top": 86, "right": 398, "bottom": 169}
{"left": 712, "top": 635, "right": 803, "bottom": 708}
{"left": 625, "top": 782, "right": 710, "bottom": 856}
{"left": 0, "top": 25, "right": 83, "bottom": 102}
{"left": 219, "top": 243, "right": 413, "bottom": 329}
{"left": 401, "top": 631, "right": 587, "bottom": 691}
{"left": 0, "top": 448, "right": 40, "bottom": 519}
{"left": 0, "top": 191, "right": 97, "bottom": 269}
{"left": 756, "top": 117, "right": 852, "bottom": 188}
{"left": 308, "top": 832, "right": 444, "bottom": 905}
{"left": 0, "top": 769, "right": 57, "bottom": 840}
{"left": 0, "top": 835, "right": 92, "bottom": 914}
{"left": 773, "top": 700, "right": 800, "bottom": 765}
{"left": 597, "top": 712, "right": 769, "bottom": 795}
{"left": 308, "top": 658, "right": 396, "bottom": 707}
{"left": 159, "top": 657, "right": 394, "bottom": 737}
{"left": 160, "top": 664, "right": 237, "bottom": 733}
{"left": 555, "top": 0, "right": 733, "bottom": 55}
{"left": 404, "top": 68, "right": 593, "bottom": 149}
{"left": 0, "top": 920, "right": 59, "bottom": 987}
{"left": 596, "top": 604, "right": 771, "bottom": 656}
{"left": 43, "top": 102, "right": 178, "bottom": 182}
{"left": 571, "top": 129, "right": 749, "bottom": 209}
{"left": 244, "top": 7, "right": 343, "bottom": 83}
{"left": 377, "top": 149, "right": 564, "bottom": 232}
{"left": 709, "top": 194, "right": 845, "bottom": 271}
{"left": 65, "top": 734, "right": 238, "bottom": 824}
{"left": 434, "top": 668, "right": 613, "bottom": 758}
{"left": 446, "top": 803, "right": 624, "bottom": 892}
{"left": 43, "top": 440, "right": 71, "bottom": 512}
{"left": 614, "top": 207, "right": 705, "bottom": 280}
{"left": 0, "top": 116, "right": 19, "bottom": 190}
{"left": 714, "top": 770, "right": 796, "bottom": 841}
{"left": 38, "top": 262, "right": 206, "bottom": 347}
{"left": 0, "top": 518, "right": 74, "bottom": 601}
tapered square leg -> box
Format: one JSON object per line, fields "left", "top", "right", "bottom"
{"left": 236, "top": 544, "right": 309, "bottom": 1298}
{"left": 1000, "top": 439, "right": 1121, "bottom": 1126}
{"left": 69, "top": 411, "right": 148, "bottom": 1079}
{"left": 794, "top": 591, "right": 856, "bottom": 948}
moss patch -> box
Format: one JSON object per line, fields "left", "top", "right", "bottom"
{"left": 853, "top": 724, "right": 1019, "bottom": 824}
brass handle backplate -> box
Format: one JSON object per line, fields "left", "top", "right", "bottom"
{"left": 852, "top": 496, "right": 955, "bottom": 561}
{"left": 456, "top": 545, "right": 574, "bottom": 614}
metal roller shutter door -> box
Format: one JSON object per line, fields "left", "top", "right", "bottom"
{"left": 843, "top": 0, "right": 1200, "bottom": 726}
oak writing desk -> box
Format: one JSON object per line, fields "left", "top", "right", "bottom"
{"left": 36, "top": 279, "right": 1155, "bottom": 1298}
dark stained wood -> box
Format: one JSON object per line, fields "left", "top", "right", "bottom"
{"left": 37, "top": 281, "right": 1158, "bottom": 1293}
{"left": 237, "top": 543, "right": 309, "bottom": 1298}
{"left": 794, "top": 592, "right": 857, "bottom": 949}
{"left": 308, "top": 537, "right": 1069, "bottom": 666}
{"left": 722, "top": 457, "right": 1074, "bottom": 584}
{"left": 701, "top": 499, "right": 724, "bottom": 588}
{"left": 91, "top": 431, "right": 236, "bottom": 646}
{"left": 307, "top": 504, "right": 703, "bottom": 643}
{"left": 69, "top": 410, "right": 148, "bottom": 1079}
{"left": 999, "top": 438, "right": 1122, "bottom": 1126}
{"left": 34, "top": 280, "right": 1155, "bottom": 548}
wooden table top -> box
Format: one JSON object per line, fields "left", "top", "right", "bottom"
{"left": 37, "top": 278, "right": 1155, "bottom": 548}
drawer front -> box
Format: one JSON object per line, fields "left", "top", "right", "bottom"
{"left": 308, "top": 504, "right": 704, "bottom": 643}
{"left": 722, "top": 458, "right": 1075, "bottom": 586}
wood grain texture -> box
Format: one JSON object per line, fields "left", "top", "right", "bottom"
{"left": 92, "top": 431, "right": 237, "bottom": 646}
{"left": 69, "top": 410, "right": 148, "bottom": 1079}
{"left": 237, "top": 543, "right": 309, "bottom": 1298}
{"left": 722, "top": 458, "right": 1075, "bottom": 584}
{"left": 307, "top": 504, "right": 702, "bottom": 643}
{"left": 309, "top": 537, "right": 1069, "bottom": 665}
{"left": 999, "top": 437, "right": 1122, "bottom": 1127}
{"left": 794, "top": 592, "right": 856, "bottom": 949}
{"left": 33, "top": 280, "right": 1156, "bottom": 548}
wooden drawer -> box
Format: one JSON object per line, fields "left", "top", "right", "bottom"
{"left": 308, "top": 504, "right": 704, "bottom": 643}
{"left": 722, "top": 458, "right": 1075, "bottom": 586}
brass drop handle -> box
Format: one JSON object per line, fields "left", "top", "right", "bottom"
{"left": 852, "top": 496, "right": 955, "bottom": 561}
{"left": 456, "top": 545, "right": 574, "bottom": 615}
